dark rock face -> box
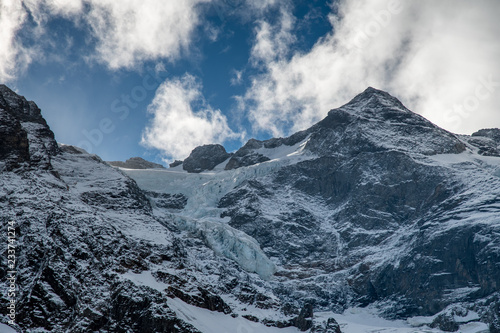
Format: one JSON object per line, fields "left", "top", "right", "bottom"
{"left": 169, "top": 160, "right": 183, "bottom": 168}
{"left": 468, "top": 128, "right": 500, "bottom": 156}
{"left": 430, "top": 313, "right": 460, "bottom": 332}
{"left": 488, "top": 296, "right": 500, "bottom": 333}
{"left": 0, "top": 105, "right": 30, "bottom": 169}
{"left": 0, "top": 84, "right": 58, "bottom": 170}
{"left": 80, "top": 178, "right": 151, "bottom": 211}
{"left": 107, "top": 157, "right": 165, "bottom": 169}
{"left": 242, "top": 314, "right": 260, "bottom": 322}
{"left": 220, "top": 150, "right": 454, "bottom": 273}
{"left": 224, "top": 132, "right": 310, "bottom": 170}
{"left": 325, "top": 318, "right": 342, "bottom": 333}
{"left": 294, "top": 302, "right": 314, "bottom": 331}
{"left": 219, "top": 179, "right": 335, "bottom": 266}
{"left": 103, "top": 282, "right": 203, "bottom": 333}
{"left": 225, "top": 138, "right": 270, "bottom": 170}
{"left": 0, "top": 85, "right": 52, "bottom": 125}
{"left": 463, "top": 136, "right": 500, "bottom": 156}
{"left": 166, "top": 286, "right": 232, "bottom": 314}
{"left": 59, "top": 144, "right": 85, "bottom": 154}
{"left": 182, "top": 144, "right": 231, "bottom": 173}
{"left": 311, "top": 318, "right": 342, "bottom": 333}
{"left": 472, "top": 128, "right": 500, "bottom": 142}
{"left": 373, "top": 225, "right": 500, "bottom": 317}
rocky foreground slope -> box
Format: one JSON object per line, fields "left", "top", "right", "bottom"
{"left": 0, "top": 84, "right": 315, "bottom": 333}
{"left": 1, "top": 84, "right": 499, "bottom": 332}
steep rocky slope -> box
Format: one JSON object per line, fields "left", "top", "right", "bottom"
{"left": 0, "top": 85, "right": 312, "bottom": 333}
{"left": 0, "top": 84, "right": 58, "bottom": 171}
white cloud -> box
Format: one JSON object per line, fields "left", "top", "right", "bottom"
{"left": 141, "top": 74, "right": 239, "bottom": 161}
{"left": 0, "top": 0, "right": 211, "bottom": 78}
{"left": 246, "top": 0, "right": 278, "bottom": 11}
{"left": 241, "top": 0, "right": 500, "bottom": 136}
{"left": 250, "top": 6, "right": 295, "bottom": 65}
{"left": 84, "top": 0, "right": 210, "bottom": 69}
{"left": 231, "top": 69, "right": 244, "bottom": 86}
{"left": 0, "top": 0, "right": 32, "bottom": 82}
{"left": 26, "top": 0, "right": 84, "bottom": 19}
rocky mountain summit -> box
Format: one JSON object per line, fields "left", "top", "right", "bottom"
{"left": 1, "top": 85, "right": 499, "bottom": 333}
{"left": 181, "top": 144, "right": 232, "bottom": 173}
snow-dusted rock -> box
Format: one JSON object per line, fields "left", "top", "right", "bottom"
{"left": 182, "top": 144, "right": 232, "bottom": 173}
{"left": 107, "top": 157, "right": 165, "bottom": 169}
{"left": 0, "top": 84, "right": 58, "bottom": 170}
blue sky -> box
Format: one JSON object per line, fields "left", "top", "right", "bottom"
{"left": 2, "top": 0, "right": 500, "bottom": 165}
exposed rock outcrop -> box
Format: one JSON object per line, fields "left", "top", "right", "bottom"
{"left": 182, "top": 144, "right": 231, "bottom": 173}
{"left": 0, "top": 84, "right": 58, "bottom": 170}
{"left": 108, "top": 157, "right": 165, "bottom": 169}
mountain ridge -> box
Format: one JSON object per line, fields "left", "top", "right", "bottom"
{"left": 178, "top": 87, "right": 467, "bottom": 174}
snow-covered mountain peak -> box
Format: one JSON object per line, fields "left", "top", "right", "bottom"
{"left": 345, "top": 86, "right": 407, "bottom": 110}
{"left": 306, "top": 88, "right": 466, "bottom": 156}
{"left": 328, "top": 86, "right": 430, "bottom": 126}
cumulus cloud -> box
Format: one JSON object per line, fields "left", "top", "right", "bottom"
{"left": 241, "top": 0, "right": 500, "bottom": 136}
{"left": 0, "top": 0, "right": 211, "bottom": 78}
{"left": 141, "top": 74, "right": 240, "bottom": 161}
{"left": 25, "top": 0, "right": 84, "bottom": 19}
{"left": 0, "top": 0, "right": 33, "bottom": 82}
{"left": 84, "top": 0, "right": 210, "bottom": 69}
